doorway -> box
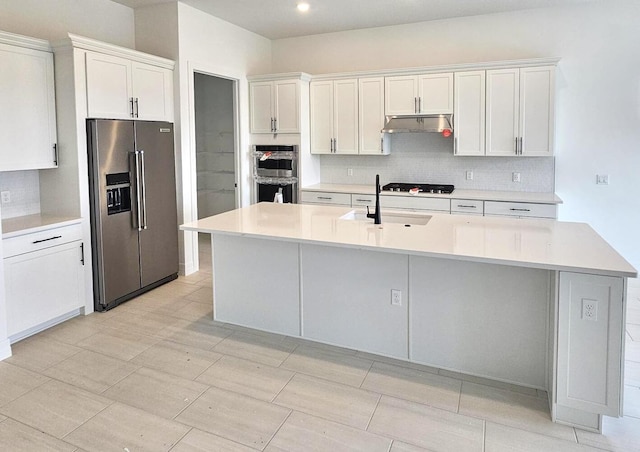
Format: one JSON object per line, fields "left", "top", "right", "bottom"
{"left": 193, "top": 72, "right": 238, "bottom": 271}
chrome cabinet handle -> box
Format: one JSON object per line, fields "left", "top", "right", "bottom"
{"left": 519, "top": 137, "right": 523, "bottom": 155}
{"left": 317, "top": 196, "right": 332, "bottom": 200}
{"left": 418, "top": 97, "right": 422, "bottom": 113}
{"left": 510, "top": 208, "right": 531, "bottom": 212}
{"left": 274, "top": 118, "right": 277, "bottom": 132}
{"left": 53, "top": 143, "right": 58, "bottom": 165}
{"left": 334, "top": 138, "right": 338, "bottom": 153}
{"left": 80, "top": 243, "right": 85, "bottom": 265}
{"left": 355, "top": 198, "right": 372, "bottom": 202}
{"left": 134, "top": 98, "right": 139, "bottom": 118}
{"left": 414, "top": 97, "right": 418, "bottom": 114}
{"left": 130, "top": 98, "right": 135, "bottom": 118}
{"left": 457, "top": 205, "right": 476, "bottom": 208}
{"left": 454, "top": 137, "right": 458, "bottom": 155}
{"left": 515, "top": 137, "right": 519, "bottom": 155}
{"left": 270, "top": 118, "right": 273, "bottom": 132}
{"left": 140, "top": 150, "right": 148, "bottom": 230}
{"left": 380, "top": 137, "right": 383, "bottom": 153}
{"left": 32, "top": 235, "right": 62, "bottom": 244}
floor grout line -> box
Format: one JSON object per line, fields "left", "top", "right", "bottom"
{"left": 365, "top": 393, "right": 382, "bottom": 431}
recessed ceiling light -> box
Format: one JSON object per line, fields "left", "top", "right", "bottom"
{"left": 297, "top": 3, "right": 310, "bottom": 12}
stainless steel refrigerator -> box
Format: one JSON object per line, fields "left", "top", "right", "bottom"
{"left": 87, "top": 119, "right": 179, "bottom": 311}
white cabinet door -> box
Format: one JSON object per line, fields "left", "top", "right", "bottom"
{"left": 557, "top": 272, "right": 624, "bottom": 416}
{"left": 0, "top": 43, "right": 57, "bottom": 171}
{"left": 520, "top": 66, "right": 555, "bottom": 156}
{"left": 86, "top": 52, "right": 133, "bottom": 119}
{"left": 418, "top": 73, "right": 453, "bottom": 114}
{"left": 310, "top": 81, "right": 333, "bottom": 154}
{"left": 274, "top": 80, "right": 299, "bottom": 133}
{"left": 453, "top": 71, "right": 485, "bottom": 156}
{"left": 5, "top": 241, "right": 84, "bottom": 339}
{"left": 131, "top": 62, "right": 173, "bottom": 121}
{"left": 359, "top": 77, "right": 386, "bottom": 155}
{"left": 486, "top": 69, "right": 520, "bottom": 156}
{"left": 250, "top": 81, "right": 274, "bottom": 133}
{"left": 385, "top": 75, "right": 418, "bottom": 115}
{"left": 333, "top": 79, "right": 358, "bottom": 154}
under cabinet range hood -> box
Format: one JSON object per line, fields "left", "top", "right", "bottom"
{"left": 381, "top": 114, "right": 453, "bottom": 134}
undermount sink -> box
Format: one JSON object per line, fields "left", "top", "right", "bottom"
{"left": 340, "top": 211, "right": 432, "bottom": 226}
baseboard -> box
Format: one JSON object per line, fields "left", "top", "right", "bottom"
{"left": 180, "top": 261, "right": 197, "bottom": 276}
{"left": 0, "top": 338, "right": 12, "bottom": 361}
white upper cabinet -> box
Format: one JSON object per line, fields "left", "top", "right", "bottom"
{"left": 385, "top": 72, "right": 453, "bottom": 115}
{"left": 486, "top": 66, "right": 555, "bottom": 156}
{"left": 359, "top": 77, "right": 387, "bottom": 155}
{"left": 0, "top": 37, "right": 57, "bottom": 171}
{"left": 310, "top": 79, "right": 358, "bottom": 154}
{"left": 454, "top": 71, "right": 485, "bottom": 156}
{"left": 250, "top": 79, "right": 300, "bottom": 133}
{"left": 86, "top": 52, "right": 173, "bottom": 121}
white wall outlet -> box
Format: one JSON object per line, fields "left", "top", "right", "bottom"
{"left": 347, "top": 168, "right": 353, "bottom": 176}
{"left": 391, "top": 289, "right": 402, "bottom": 306}
{"left": 1, "top": 191, "right": 10, "bottom": 204}
{"left": 582, "top": 298, "right": 598, "bottom": 321}
{"left": 512, "top": 172, "right": 521, "bottom": 183}
{"left": 596, "top": 174, "right": 609, "bottom": 185}
{"left": 465, "top": 170, "right": 473, "bottom": 181}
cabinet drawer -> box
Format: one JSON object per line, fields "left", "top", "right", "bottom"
{"left": 351, "top": 194, "right": 376, "bottom": 207}
{"left": 381, "top": 195, "right": 451, "bottom": 212}
{"left": 301, "top": 191, "right": 351, "bottom": 206}
{"left": 484, "top": 201, "right": 556, "bottom": 219}
{"left": 451, "top": 199, "right": 484, "bottom": 214}
{"left": 3, "top": 222, "right": 83, "bottom": 258}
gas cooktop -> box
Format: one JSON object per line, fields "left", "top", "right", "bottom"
{"left": 382, "top": 183, "right": 455, "bottom": 194}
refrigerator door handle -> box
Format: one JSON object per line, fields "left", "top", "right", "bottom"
{"left": 133, "top": 150, "right": 143, "bottom": 231}
{"left": 139, "top": 149, "right": 148, "bottom": 230}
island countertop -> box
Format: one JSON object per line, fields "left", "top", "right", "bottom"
{"left": 181, "top": 203, "right": 636, "bottom": 278}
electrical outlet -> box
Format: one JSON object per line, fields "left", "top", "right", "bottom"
{"left": 466, "top": 170, "right": 473, "bottom": 181}
{"left": 596, "top": 174, "right": 609, "bottom": 185}
{"left": 391, "top": 289, "right": 402, "bottom": 306}
{"left": 347, "top": 168, "right": 353, "bottom": 177}
{"left": 1, "top": 191, "right": 10, "bottom": 204}
{"left": 512, "top": 172, "right": 521, "bottom": 183}
{"left": 582, "top": 299, "right": 598, "bottom": 321}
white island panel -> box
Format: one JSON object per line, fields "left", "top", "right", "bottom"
{"left": 301, "top": 244, "right": 409, "bottom": 358}
{"left": 213, "top": 235, "right": 300, "bottom": 336}
{"left": 410, "top": 256, "right": 550, "bottom": 388}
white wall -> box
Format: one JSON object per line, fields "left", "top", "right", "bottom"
{"left": 0, "top": 0, "right": 134, "bottom": 46}
{"left": 271, "top": 1, "right": 640, "bottom": 276}
{"left": 135, "top": 2, "right": 272, "bottom": 274}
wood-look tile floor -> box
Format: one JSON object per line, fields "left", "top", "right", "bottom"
{"left": 1, "top": 241, "right": 639, "bottom": 451}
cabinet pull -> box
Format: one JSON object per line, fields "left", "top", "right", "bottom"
{"left": 519, "top": 137, "right": 523, "bottom": 155}
{"left": 454, "top": 137, "right": 458, "bottom": 155}
{"left": 53, "top": 143, "right": 58, "bottom": 165}
{"left": 134, "top": 98, "right": 139, "bottom": 118}
{"left": 32, "top": 235, "right": 62, "bottom": 244}
{"left": 515, "top": 137, "right": 519, "bottom": 155}
{"left": 80, "top": 243, "right": 85, "bottom": 265}
{"left": 509, "top": 208, "right": 531, "bottom": 212}
{"left": 414, "top": 97, "right": 418, "bottom": 114}
{"left": 317, "top": 196, "right": 332, "bottom": 200}
{"left": 457, "top": 204, "right": 476, "bottom": 208}
{"left": 418, "top": 97, "right": 422, "bottom": 113}
{"left": 130, "top": 97, "right": 135, "bottom": 117}
{"left": 355, "top": 198, "right": 371, "bottom": 202}
{"left": 380, "top": 137, "right": 383, "bottom": 153}
{"left": 273, "top": 118, "right": 277, "bottom": 132}
{"left": 334, "top": 138, "right": 338, "bottom": 153}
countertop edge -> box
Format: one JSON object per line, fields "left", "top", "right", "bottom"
{"left": 2, "top": 215, "right": 83, "bottom": 239}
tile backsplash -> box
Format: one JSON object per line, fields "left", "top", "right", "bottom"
{"left": 320, "top": 133, "right": 555, "bottom": 192}
{"left": 0, "top": 171, "right": 41, "bottom": 219}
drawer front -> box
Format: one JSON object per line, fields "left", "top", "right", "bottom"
{"left": 381, "top": 195, "right": 451, "bottom": 212}
{"left": 351, "top": 194, "right": 376, "bottom": 207}
{"left": 3, "top": 223, "right": 83, "bottom": 258}
{"left": 451, "top": 199, "right": 484, "bottom": 214}
{"left": 484, "top": 201, "right": 557, "bottom": 219}
{"left": 301, "top": 191, "right": 351, "bottom": 206}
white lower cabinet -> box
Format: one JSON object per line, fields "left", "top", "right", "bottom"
{"left": 300, "top": 191, "right": 351, "bottom": 206}
{"left": 451, "top": 199, "right": 484, "bottom": 215}
{"left": 557, "top": 272, "right": 624, "bottom": 417}
{"left": 4, "top": 238, "right": 85, "bottom": 340}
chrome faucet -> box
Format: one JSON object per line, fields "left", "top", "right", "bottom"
{"left": 366, "top": 174, "right": 382, "bottom": 225}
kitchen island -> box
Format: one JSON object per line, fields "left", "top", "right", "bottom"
{"left": 181, "top": 202, "right": 636, "bottom": 432}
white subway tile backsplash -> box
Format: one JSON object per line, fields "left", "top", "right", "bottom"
{"left": 0, "top": 170, "right": 41, "bottom": 219}
{"left": 320, "top": 134, "right": 555, "bottom": 192}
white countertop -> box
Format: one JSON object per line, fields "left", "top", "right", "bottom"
{"left": 182, "top": 203, "right": 635, "bottom": 278}
{"left": 2, "top": 214, "right": 82, "bottom": 239}
{"left": 302, "top": 183, "right": 563, "bottom": 204}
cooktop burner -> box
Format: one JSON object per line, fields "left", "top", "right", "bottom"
{"left": 382, "top": 183, "right": 455, "bottom": 194}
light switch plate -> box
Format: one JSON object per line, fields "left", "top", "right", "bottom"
{"left": 1, "top": 191, "right": 10, "bottom": 203}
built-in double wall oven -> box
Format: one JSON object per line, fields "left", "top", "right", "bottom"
{"left": 253, "top": 145, "right": 298, "bottom": 203}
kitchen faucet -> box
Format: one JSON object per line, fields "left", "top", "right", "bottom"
{"left": 366, "top": 174, "right": 382, "bottom": 225}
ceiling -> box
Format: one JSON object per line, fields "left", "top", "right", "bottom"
{"left": 110, "top": 0, "right": 600, "bottom": 40}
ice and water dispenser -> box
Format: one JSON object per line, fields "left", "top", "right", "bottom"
{"left": 105, "top": 172, "right": 132, "bottom": 215}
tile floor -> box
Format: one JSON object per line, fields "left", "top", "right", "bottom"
{"left": 0, "top": 236, "right": 639, "bottom": 451}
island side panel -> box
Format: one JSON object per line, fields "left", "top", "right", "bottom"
{"left": 409, "top": 256, "right": 550, "bottom": 388}
{"left": 212, "top": 234, "right": 301, "bottom": 336}
{"left": 300, "top": 244, "right": 409, "bottom": 359}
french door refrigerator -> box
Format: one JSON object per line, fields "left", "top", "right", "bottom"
{"left": 87, "top": 119, "right": 179, "bottom": 311}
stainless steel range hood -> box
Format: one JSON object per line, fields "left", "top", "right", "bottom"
{"left": 381, "top": 114, "right": 453, "bottom": 134}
